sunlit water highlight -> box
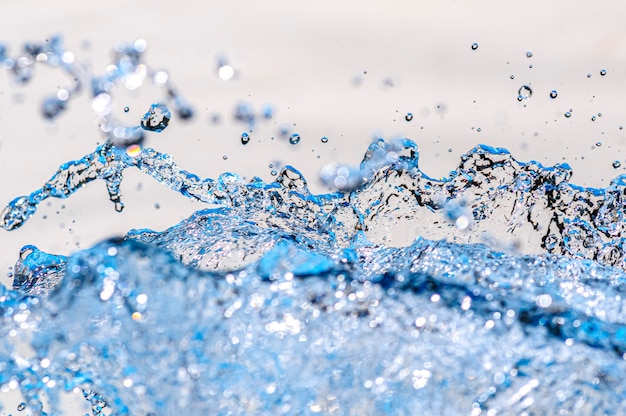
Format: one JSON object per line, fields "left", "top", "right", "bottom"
{"left": 1, "top": 37, "right": 626, "bottom": 415}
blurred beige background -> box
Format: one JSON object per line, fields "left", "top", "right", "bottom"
{"left": 2, "top": 0, "right": 626, "bottom": 290}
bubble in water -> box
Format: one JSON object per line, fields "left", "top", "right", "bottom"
{"left": 17, "top": 402, "right": 26, "bottom": 411}
{"left": 549, "top": 90, "right": 558, "bottom": 99}
{"left": 241, "top": 132, "right": 250, "bottom": 145}
{"left": 517, "top": 85, "right": 532, "bottom": 100}
{"left": 321, "top": 136, "right": 328, "bottom": 143}
{"left": 123, "top": 106, "right": 130, "bottom": 113}
{"left": 141, "top": 103, "right": 171, "bottom": 132}
{"left": 600, "top": 69, "right": 607, "bottom": 76}
{"left": 471, "top": 42, "right": 478, "bottom": 50}
{"left": 405, "top": 112, "right": 413, "bottom": 122}
{"left": 289, "top": 133, "right": 301, "bottom": 145}
{"left": 612, "top": 160, "right": 621, "bottom": 169}
{"left": 526, "top": 51, "right": 533, "bottom": 58}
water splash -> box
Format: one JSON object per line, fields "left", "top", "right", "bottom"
{"left": 3, "top": 38, "right": 626, "bottom": 415}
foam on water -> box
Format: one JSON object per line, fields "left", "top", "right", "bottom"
{"left": 2, "top": 37, "right": 626, "bottom": 415}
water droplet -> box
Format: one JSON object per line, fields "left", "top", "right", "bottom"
{"left": 111, "top": 126, "right": 144, "bottom": 150}
{"left": 262, "top": 104, "right": 274, "bottom": 120}
{"left": 234, "top": 102, "right": 255, "bottom": 127}
{"left": 123, "top": 106, "right": 130, "bottom": 113}
{"left": 320, "top": 136, "right": 329, "bottom": 144}
{"left": 549, "top": 90, "right": 558, "bottom": 99}
{"left": 218, "top": 65, "right": 234, "bottom": 81}
{"left": 596, "top": 141, "right": 602, "bottom": 147}
{"left": 564, "top": 111, "right": 572, "bottom": 118}
{"left": 126, "top": 144, "right": 142, "bottom": 158}
{"left": 141, "top": 103, "right": 171, "bottom": 132}
{"left": 591, "top": 115, "right": 597, "bottom": 121}
{"left": 289, "top": 133, "right": 301, "bottom": 145}
{"left": 526, "top": 51, "right": 533, "bottom": 58}
{"left": 587, "top": 73, "right": 592, "bottom": 78}
{"left": 598, "top": 112, "right": 603, "bottom": 117}
{"left": 223, "top": 155, "right": 228, "bottom": 160}
{"left": 612, "top": 160, "right": 621, "bottom": 169}
{"left": 600, "top": 69, "right": 607, "bottom": 76}
{"left": 471, "top": 42, "right": 478, "bottom": 50}
{"left": 17, "top": 402, "right": 26, "bottom": 411}
{"left": 477, "top": 127, "right": 482, "bottom": 132}
{"left": 241, "top": 132, "right": 250, "bottom": 145}
{"left": 405, "top": 112, "right": 413, "bottom": 122}
{"left": 41, "top": 96, "right": 66, "bottom": 119}
{"left": 270, "top": 169, "right": 278, "bottom": 176}
{"left": 154, "top": 203, "right": 161, "bottom": 209}
{"left": 518, "top": 85, "right": 532, "bottom": 100}
{"left": 510, "top": 75, "right": 515, "bottom": 80}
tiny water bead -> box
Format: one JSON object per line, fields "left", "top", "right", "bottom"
{"left": 526, "top": 51, "right": 533, "bottom": 58}
{"left": 218, "top": 64, "right": 234, "bottom": 81}
{"left": 471, "top": 42, "right": 478, "bottom": 50}
{"left": 565, "top": 111, "right": 572, "bottom": 118}
{"left": 241, "top": 132, "right": 250, "bottom": 145}
{"left": 140, "top": 103, "right": 171, "bottom": 132}
{"left": 17, "top": 402, "right": 26, "bottom": 411}
{"left": 289, "top": 133, "right": 301, "bottom": 145}
{"left": 321, "top": 136, "right": 329, "bottom": 143}
{"left": 123, "top": 106, "right": 130, "bottom": 113}
{"left": 613, "top": 161, "right": 621, "bottom": 169}
{"left": 549, "top": 90, "right": 558, "bottom": 99}
{"left": 405, "top": 112, "right": 413, "bottom": 122}
{"left": 601, "top": 69, "right": 607, "bottom": 76}
{"left": 517, "top": 85, "right": 532, "bottom": 100}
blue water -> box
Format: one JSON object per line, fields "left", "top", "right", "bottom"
{"left": 2, "top": 37, "right": 626, "bottom": 415}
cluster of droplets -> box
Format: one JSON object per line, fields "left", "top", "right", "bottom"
{"left": 233, "top": 101, "right": 273, "bottom": 132}
{"left": 0, "top": 35, "right": 82, "bottom": 119}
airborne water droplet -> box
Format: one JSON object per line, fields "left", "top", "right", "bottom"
{"left": 471, "top": 42, "right": 478, "bottom": 50}
{"left": 141, "top": 103, "right": 171, "bottom": 132}
{"left": 405, "top": 112, "right": 413, "bottom": 122}
{"left": 518, "top": 85, "right": 532, "bottom": 100}
{"left": 321, "top": 136, "right": 328, "bottom": 143}
{"left": 612, "top": 160, "right": 621, "bottom": 169}
{"left": 526, "top": 51, "right": 533, "bottom": 58}
{"left": 241, "top": 132, "right": 250, "bottom": 145}
{"left": 42, "top": 96, "right": 67, "bottom": 119}
{"left": 600, "top": 69, "right": 607, "bottom": 76}
{"left": 550, "top": 90, "right": 558, "bottom": 99}
{"left": 17, "top": 402, "right": 26, "bottom": 411}
{"left": 123, "top": 106, "right": 130, "bottom": 113}
{"left": 564, "top": 111, "right": 572, "bottom": 118}
{"left": 289, "top": 133, "right": 301, "bottom": 145}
